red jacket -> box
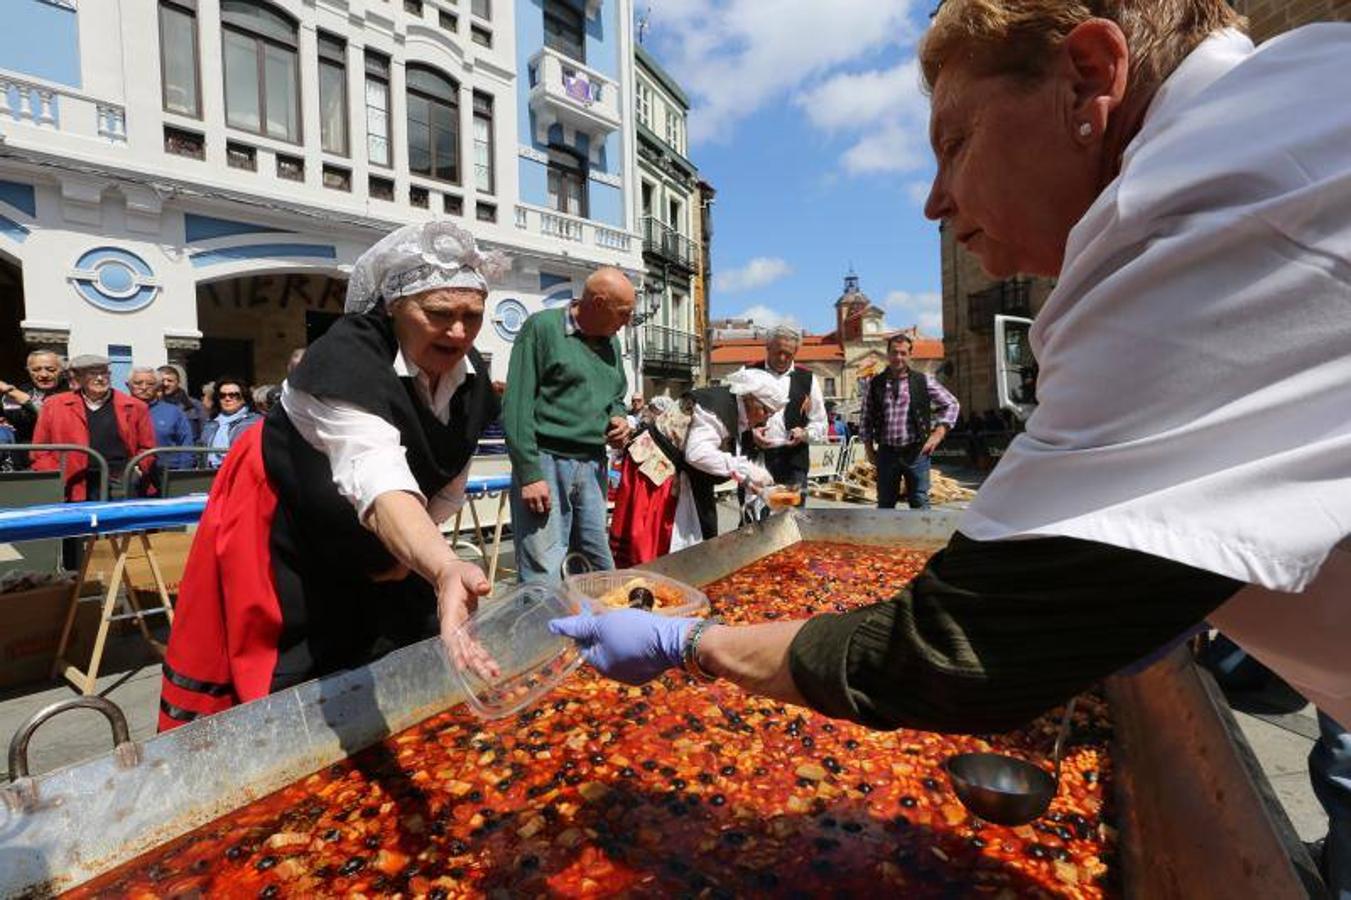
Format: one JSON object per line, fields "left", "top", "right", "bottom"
{"left": 31, "top": 390, "right": 157, "bottom": 501}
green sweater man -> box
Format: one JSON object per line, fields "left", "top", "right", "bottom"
{"left": 502, "top": 268, "right": 635, "bottom": 582}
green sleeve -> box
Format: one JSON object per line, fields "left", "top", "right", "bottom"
{"left": 787, "top": 534, "right": 1242, "bottom": 734}
{"left": 502, "top": 320, "right": 545, "bottom": 484}
{"left": 607, "top": 334, "right": 628, "bottom": 420}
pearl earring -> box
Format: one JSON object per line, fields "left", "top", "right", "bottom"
{"left": 1078, "top": 122, "right": 1093, "bottom": 137}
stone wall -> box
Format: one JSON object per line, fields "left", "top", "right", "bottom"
{"left": 1231, "top": 0, "right": 1351, "bottom": 41}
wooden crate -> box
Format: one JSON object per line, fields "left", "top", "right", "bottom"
{"left": 0, "top": 584, "right": 99, "bottom": 690}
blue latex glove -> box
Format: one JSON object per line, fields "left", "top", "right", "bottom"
{"left": 549, "top": 609, "right": 696, "bottom": 685}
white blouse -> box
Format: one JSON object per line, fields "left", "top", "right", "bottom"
{"left": 956, "top": 25, "right": 1351, "bottom": 724}
{"left": 281, "top": 348, "right": 475, "bottom": 526}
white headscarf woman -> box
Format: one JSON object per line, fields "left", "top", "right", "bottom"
{"left": 160, "top": 221, "right": 510, "bottom": 730}
{"left": 669, "top": 367, "right": 784, "bottom": 551}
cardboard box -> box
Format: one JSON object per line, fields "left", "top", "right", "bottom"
{"left": 0, "top": 584, "right": 99, "bottom": 690}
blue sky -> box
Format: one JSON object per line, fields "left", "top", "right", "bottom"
{"left": 643, "top": 0, "right": 943, "bottom": 335}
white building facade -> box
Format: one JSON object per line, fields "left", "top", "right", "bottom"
{"left": 632, "top": 44, "right": 700, "bottom": 399}
{"left": 0, "top": 0, "right": 644, "bottom": 391}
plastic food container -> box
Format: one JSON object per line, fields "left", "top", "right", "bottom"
{"left": 763, "top": 484, "right": 803, "bottom": 510}
{"left": 564, "top": 569, "right": 710, "bottom": 618}
{"left": 448, "top": 583, "right": 587, "bottom": 719}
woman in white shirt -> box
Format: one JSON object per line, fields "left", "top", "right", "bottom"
{"left": 551, "top": 3, "right": 1351, "bottom": 873}
{"left": 160, "top": 222, "right": 508, "bottom": 729}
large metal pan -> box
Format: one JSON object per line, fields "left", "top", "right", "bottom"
{"left": 0, "top": 509, "right": 1322, "bottom": 897}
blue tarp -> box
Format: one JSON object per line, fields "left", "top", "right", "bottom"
{"left": 0, "top": 475, "right": 516, "bottom": 542}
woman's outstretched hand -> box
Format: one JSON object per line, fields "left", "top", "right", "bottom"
{"left": 436, "top": 560, "right": 498, "bottom": 680}
{"left": 549, "top": 609, "right": 696, "bottom": 685}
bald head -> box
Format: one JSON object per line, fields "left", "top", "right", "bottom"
{"left": 575, "top": 267, "right": 635, "bottom": 337}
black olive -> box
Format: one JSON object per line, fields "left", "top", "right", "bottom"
{"left": 970, "top": 836, "right": 987, "bottom": 849}
{"left": 339, "top": 856, "right": 366, "bottom": 875}
{"left": 466, "top": 789, "right": 483, "bottom": 802}
{"left": 845, "top": 739, "right": 860, "bottom": 751}
{"left": 841, "top": 821, "right": 863, "bottom": 834}
{"left": 255, "top": 855, "right": 278, "bottom": 872}
{"left": 620, "top": 766, "right": 637, "bottom": 778}
{"left": 642, "top": 759, "right": 658, "bottom": 771}
{"left": 822, "top": 757, "right": 842, "bottom": 774}
{"left": 857, "top": 782, "right": 874, "bottom": 795}
{"left": 821, "top": 723, "right": 836, "bottom": 733}
{"left": 1028, "top": 844, "right": 1052, "bottom": 860}
{"left": 720, "top": 765, "right": 737, "bottom": 776}
{"left": 801, "top": 736, "right": 815, "bottom": 749}
{"left": 900, "top": 796, "right": 918, "bottom": 808}
{"left": 448, "top": 839, "right": 469, "bottom": 855}
{"left": 922, "top": 777, "right": 941, "bottom": 791}
{"left": 628, "top": 586, "right": 656, "bottom": 609}
{"left": 710, "top": 794, "right": 726, "bottom": 806}
{"left": 259, "top": 886, "right": 279, "bottom": 899}
{"left": 697, "top": 773, "right": 715, "bottom": 785}
{"left": 672, "top": 777, "right": 687, "bottom": 790}
{"left": 660, "top": 765, "right": 677, "bottom": 777}
{"left": 225, "top": 844, "right": 245, "bottom": 861}
{"left": 429, "top": 889, "right": 450, "bottom": 900}
{"left": 448, "top": 865, "right": 467, "bottom": 878}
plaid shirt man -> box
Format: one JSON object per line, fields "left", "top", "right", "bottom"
{"left": 858, "top": 368, "right": 960, "bottom": 447}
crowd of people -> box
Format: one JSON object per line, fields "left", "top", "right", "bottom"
{"left": 0, "top": 350, "right": 292, "bottom": 498}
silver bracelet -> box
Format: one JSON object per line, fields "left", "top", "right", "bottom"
{"left": 681, "top": 616, "right": 722, "bottom": 682}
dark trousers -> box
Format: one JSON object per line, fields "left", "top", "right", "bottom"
{"left": 876, "top": 444, "right": 931, "bottom": 510}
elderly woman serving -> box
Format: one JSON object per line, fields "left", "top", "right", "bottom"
{"left": 610, "top": 369, "right": 780, "bottom": 566}
{"left": 552, "top": 1, "right": 1350, "bottom": 757}
{"left": 160, "top": 222, "right": 508, "bottom": 729}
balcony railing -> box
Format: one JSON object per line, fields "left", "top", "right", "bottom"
{"left": 643, "top": 324, "right": 700, "bottom": 373}
{"left": 515, "top": 203, "right": 634, "bottom": 253}
{"left": 967, "top": 278, "right": 1031, "bottom": 333}
{"left": 0, "top": 74, "right": 126, "bottom": 143}
{"left": 641, "top": 217, "right": 698, "bottom": 272}
{"left": 527, "top": 47, "right": 621, "bottom": 147}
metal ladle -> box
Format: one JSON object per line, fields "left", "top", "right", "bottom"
{"left": 944, "top": 697, "right": 1077, "bottom": 826}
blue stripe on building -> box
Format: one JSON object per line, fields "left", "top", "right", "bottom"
{"left": 0, "top": 181, "right": 37, "bottom": 218}
{"left": 188, "top": 243, "right": 337, "bottom": 267}
{"left": 185, "top": 214, "right": 294, "bottom": 243}
{"left": 0, "top": 215, "right": 31, "bottom": 244}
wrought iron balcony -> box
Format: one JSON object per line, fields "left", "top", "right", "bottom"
{"left": 641, "top": 216, "right": 698, "bottom": 273}
{"left": 642, "top": 324, "right": 700, "bottom": 375}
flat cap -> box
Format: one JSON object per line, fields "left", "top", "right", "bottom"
{"left": 68, "top": 353, "right": 110, "bottom": 371}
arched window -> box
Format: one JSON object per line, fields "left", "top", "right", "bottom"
{"left": 406, "top": 65, "right": 460, "bottom": 184}
{"left": 221, "top": 0, "right": 301, "bottom": 142}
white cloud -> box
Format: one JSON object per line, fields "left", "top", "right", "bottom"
{"left": 795, "top": 59, "right": 926, "bottom": 134}
{"left": 730, "top": 304, "right": 803, "bottom": 332}
{"left": 647, "top": 0, "right": 919, "bottom": 144}
{"left": 905, "top": 179, "right": 932, "bottom": 206}
{"left": 795, "top": 57, "right": 933, "bottom": 178}
{"left": 884, "top": 289, "right": 944, "bottom": 335}
{"left": 714, "top": 256, "right": 794, "bottom": 293}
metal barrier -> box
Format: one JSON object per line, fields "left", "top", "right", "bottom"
{"left": 120, "top": 447, "right": 219, "bottom": 499}
{"left": 0, "top": 444, "right": 111, "bottom": 501}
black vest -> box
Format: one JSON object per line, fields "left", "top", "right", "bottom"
{"left": 868, "top": 368, "right": 932, "bottom": 447}
{"left": 749, "top": 361, "right": 813, "bottom": 476}
{"left": 260, "top": 309, "right": 497, "bottom": 680}
{"left": 686, "top": 385, "right": 739, "bottom": 541}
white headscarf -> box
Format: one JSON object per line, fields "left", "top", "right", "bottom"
{"left": 726, "top": 367, "right": 789, "bottom": 412}
{"left": 345, "top": 221, "right": 512, "bottom": 315}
